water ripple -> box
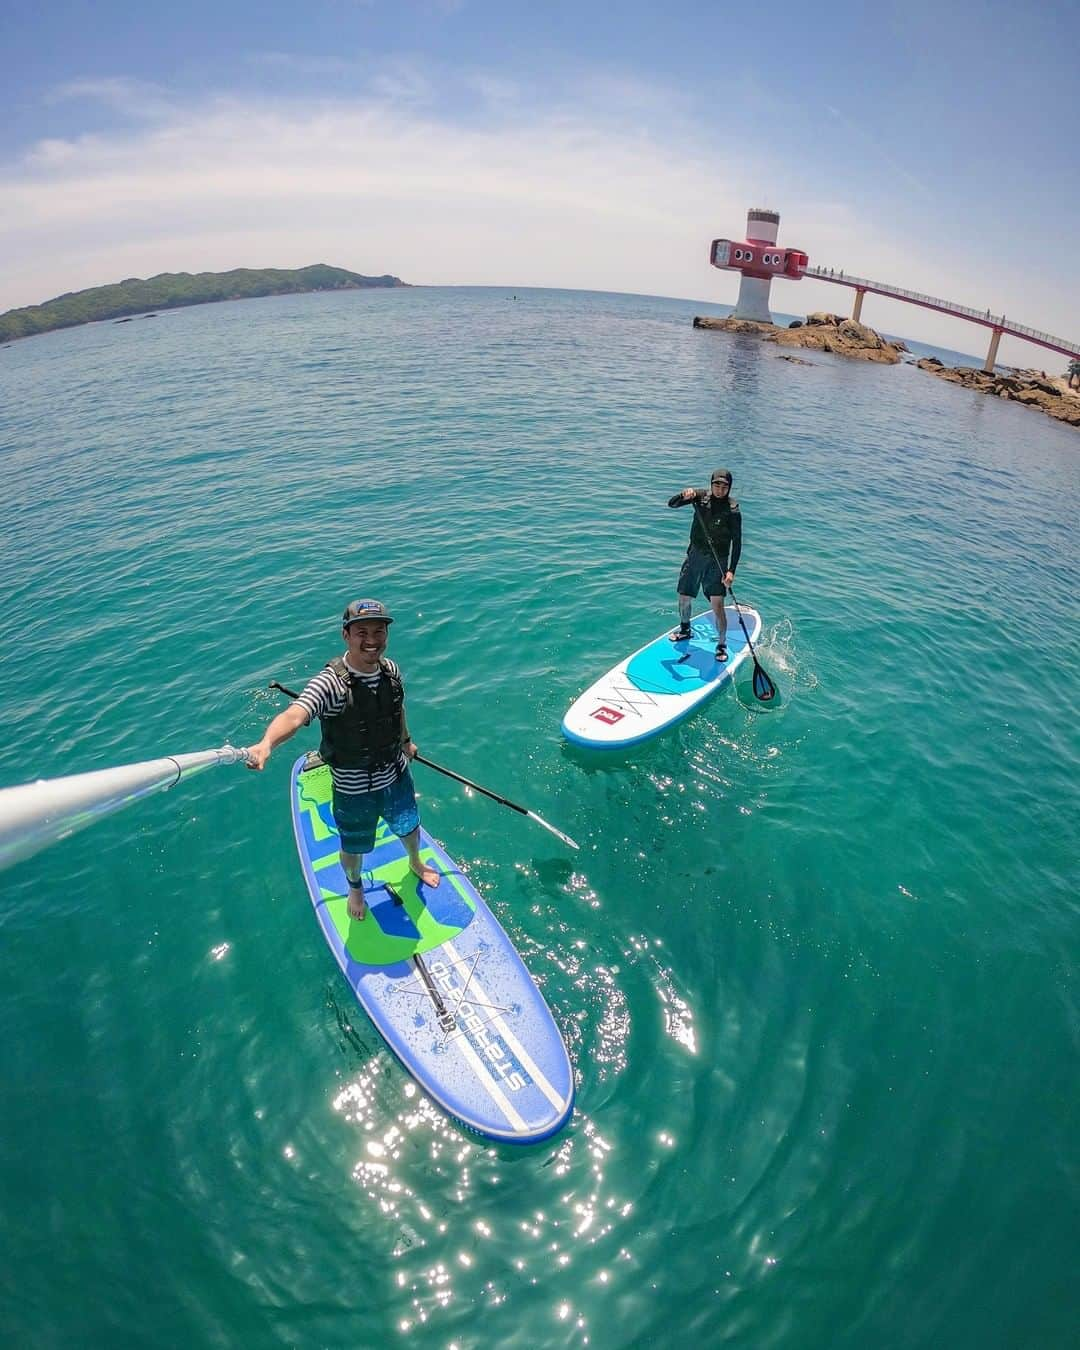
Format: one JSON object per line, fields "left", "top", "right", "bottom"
{"left": 1, "top": 287, "right": 1077, "bottom": 1348}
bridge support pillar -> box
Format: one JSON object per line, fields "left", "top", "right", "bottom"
{"left": 852, "top": 288, "right": 866, "bottom": 323}
{"left": 984, "top": 327, "right": 1003, "bottom": 373}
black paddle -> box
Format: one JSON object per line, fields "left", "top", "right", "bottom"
{"left": 267, "top": 681, "right": 580, "bottom": 849}
{"left": 690, "top": 500, "right": 778, "bottom": 703}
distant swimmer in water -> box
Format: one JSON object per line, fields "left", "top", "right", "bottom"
{"left": 666, "top": 469, "right": 742, "bottom": 661}
{"left": 247, "top": 599, "right": 438, "bottom": 919}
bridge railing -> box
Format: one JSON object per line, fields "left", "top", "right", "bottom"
{"left": 803, "top": 267, "right": 1079, "bottom": 358}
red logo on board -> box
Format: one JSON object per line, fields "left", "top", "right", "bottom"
{"left": 591, "top": 705, "right": 625, "bottom": 724}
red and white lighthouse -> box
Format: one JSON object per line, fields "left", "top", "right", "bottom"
{"left": 710, "top": 207, "right": 808, "bottom": 323}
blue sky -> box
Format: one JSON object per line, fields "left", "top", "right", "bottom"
{"left": 3, "top": 0, "right": 1077, "bottom": 364}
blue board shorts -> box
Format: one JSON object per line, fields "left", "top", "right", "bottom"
{"left": 332, "top": 767, "right": 421, "bottom": 854}
{"left": 677, "top": 547, "right": 728, "bottom": 599}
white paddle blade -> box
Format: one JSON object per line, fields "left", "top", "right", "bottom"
{"left": 528, "top": 811, "right": 580, "bottom": 850}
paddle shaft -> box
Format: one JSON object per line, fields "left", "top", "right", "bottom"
{"left": 689, "top": 499, "right": 777, "bottom": 700}
{"left": 414, "top": 753, "right": 534, "bottom": 819}
{"left": 377, "top": 879, "right": 458, "bottom": 1031}
{"left": 690, "top": 499, "right": 775, "bottom": 666}
{"left": 412, "top": 953, "right": 457, "bottom": 1034}
{"left": 690, "top": 499, "right": 757, "bottom": 650}
{"left": 267, "top": 683, "right": 579, "bottom": 848}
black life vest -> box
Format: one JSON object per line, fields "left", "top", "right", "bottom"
{"left": 318, "top": 657, "right": 404, "bottom": 769}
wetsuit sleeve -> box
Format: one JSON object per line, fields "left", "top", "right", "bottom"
{"left": 729, "top": 508, "right": 742, "bottom": 573}
{"left": 667, "top": 490, "right": 705, "bottom": 508}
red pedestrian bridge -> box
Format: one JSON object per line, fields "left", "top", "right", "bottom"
{"left": 803, "top": 266, "right": 1080, "bottom": 371}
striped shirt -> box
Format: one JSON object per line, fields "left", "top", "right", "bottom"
{"left": 295, "top": 657, "right": 407, "bottom": 794}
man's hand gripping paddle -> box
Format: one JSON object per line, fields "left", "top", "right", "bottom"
{"left": 691, "top": 501, "right": 778, "bottom": 703}
{"left": 268, "top": 682, "right": 579, "bottom": 849}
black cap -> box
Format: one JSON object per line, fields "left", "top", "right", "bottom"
{"left": 342, "top": 598, "right": 394, "bottom": 627}
{"left": 711, "top": 469, "right": 733, "bottom": 486}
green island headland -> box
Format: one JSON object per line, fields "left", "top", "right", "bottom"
{"left": 0, "top": 264, "right": 408, "bottom": 344}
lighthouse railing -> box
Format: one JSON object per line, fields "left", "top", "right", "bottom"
{"left": 803, "top": 267, "right": 1080, "bottom": 358}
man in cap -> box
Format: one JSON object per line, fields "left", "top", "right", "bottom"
{"left": 247, "top": 599, "right": 438, "bottom": 919}
{"left": 667, "top": 469, "right": 742, "bottom": 661}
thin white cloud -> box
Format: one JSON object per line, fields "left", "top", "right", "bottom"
{"left": 824, "top": 103, "right": 930, "bottom": 198}
{"left": 246, "top": 51, "right": 370, "bottom": 77}
{"left": 369, "top": 57, "right": 435, "bottom": 104}
{"left": 22, "top": 137, "right": 84, "bottom": 169}
{"left": 1, "top": 79, "right": 1075, "bottom": 361}
{"left": 462, "top": 73, "right": 520, "bottom": 106}
{"left": 44, "top": 76, "right": 176, "bottom": 121}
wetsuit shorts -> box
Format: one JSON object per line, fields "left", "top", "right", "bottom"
{"left": 677, "top": 547, "right": 728, "bottom": 599}
{"left": 332, "top": 766, "right": 421, "bottom": 854}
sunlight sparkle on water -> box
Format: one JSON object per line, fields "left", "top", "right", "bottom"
{"left": 326, "top": 1058, "right": 640, "bottom": 1343}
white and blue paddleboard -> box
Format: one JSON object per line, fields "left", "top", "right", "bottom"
{"left": 561, "top": 605, "right": 762, "bottom": 749}
{"left": 290, "top": 755, "right": 574, "bottom": 1143}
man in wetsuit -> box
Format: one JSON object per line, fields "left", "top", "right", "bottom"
{"left": 667, "top": 469, "right": 742, "bottom": 660}
{"left": 247, "top": 598, "right": 438, "bottom": 920}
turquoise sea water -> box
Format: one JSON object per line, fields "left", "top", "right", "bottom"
{"left": 1, "top": 286, "right": 1077, "bottom": 1349}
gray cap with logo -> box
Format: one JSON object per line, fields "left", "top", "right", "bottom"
{"left": 342, "top": 598, "right": 394, "bottom": 627}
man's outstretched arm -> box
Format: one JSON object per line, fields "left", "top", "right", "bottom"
{"left": 247, "top": 703, "right": 310, "bottom": 770}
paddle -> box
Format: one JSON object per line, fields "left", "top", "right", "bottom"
{"left": 268, "top": 682, "right": 580, "bottom": 849}
{"left": 691, "top": 500, "right": 778, "bottom": 703}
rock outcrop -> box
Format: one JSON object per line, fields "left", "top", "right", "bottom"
{"left": 916, "top": 358, "right": 1080, "bottom": 428}
{"left": 693, "top": 311, "right": 904, "bottom": 363}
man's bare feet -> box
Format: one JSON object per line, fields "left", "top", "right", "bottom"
{"left": 347, "top": 883, "right": 367, "bottom": 920}
{"left": 410, "top": 858, "right": 440, "bottom": 888}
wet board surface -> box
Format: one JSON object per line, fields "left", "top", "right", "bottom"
{"left": 561, "top": 605, "right": 763, "bottom": 749}
{"left": 290, "top": 756, "right": 575, "bottom": 1143}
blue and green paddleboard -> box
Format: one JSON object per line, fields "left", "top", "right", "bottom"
{"left": 290, "top": 755, "right": 574, "bottom": 1143}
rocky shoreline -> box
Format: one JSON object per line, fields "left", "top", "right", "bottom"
{"left": 693, "top": 309, "right": 1078, "bottom": 429}
{"left": 693, "top": 311, "right": 905, "bottom": 363}
{"left": 915, "top": 358, "right": 1080, "bottom": 427}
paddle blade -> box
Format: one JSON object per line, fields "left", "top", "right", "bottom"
{"left": 527, "top": 811, "right": 580, "bottom": 850}
{"left": 752, "top": 663, "right": 778, "bottom": 702}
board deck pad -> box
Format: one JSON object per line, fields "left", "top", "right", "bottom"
{"left": 561, "top": 605, "right": 763, "bottom": 749}
{"left": 291, "top": 759, "right": 574, "bottom": 1142}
